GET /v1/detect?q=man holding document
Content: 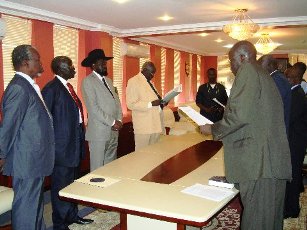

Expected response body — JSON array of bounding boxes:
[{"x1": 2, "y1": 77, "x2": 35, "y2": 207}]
[
  {"x1": 200, "y1": 41, "x2": 291, "y2": 229},
  {"x1": 127, "y1": 61, "x2": 166, "y2": 150},
  {"x1": 196, "y1": 68, "x2": 228, "y2": 122}
]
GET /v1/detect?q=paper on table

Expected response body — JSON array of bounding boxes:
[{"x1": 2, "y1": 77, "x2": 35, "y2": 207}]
[
  {"x1": 212, "y1": 98, "x2": 225, "y2": 108},
  {"x1": 75, "y1": 173, "x2": 120, "y2": 188},
  {"x1": 181, "y1": 183, "x2": 235, "y2": 202},
  {"x1": 179, "y1": 106, "x2": 213, "y2": 125},
  {"x1": 162, "y1": 84, "x2": 182, "y2": 103}
]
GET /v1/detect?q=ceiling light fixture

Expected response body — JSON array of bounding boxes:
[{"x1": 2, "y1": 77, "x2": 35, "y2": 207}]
[
  {"x1": 223, "y1": 9, "x2": 259, "y2": 41},
  {"x1": 158, "y1": 15, "x2": 174, "y2": 21},
  {"x1": 199, "y1": 32, "x2": 209, "y2": 37},
  {"x1": 215, "y1": 38, "x2": 223, "y2": 43},
  {"x1": 255, "y1": 33, "x2": 281, "y2": 54}
]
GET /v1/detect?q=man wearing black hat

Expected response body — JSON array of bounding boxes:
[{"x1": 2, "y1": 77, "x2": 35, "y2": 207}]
[{"x1": 81, "y1": 49, "x2": 123, "y2": 171}]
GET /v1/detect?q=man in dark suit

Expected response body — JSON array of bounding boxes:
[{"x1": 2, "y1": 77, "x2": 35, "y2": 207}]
[
  {"x1": 196, "y1": 68, "x2": 228, "y2": 122},
  {"x1": 0, "y1": 45, "x2": 55, "y2": 230},
  {"x1": 284, "y1": 66, "x2": 307, "y2": 218},
  {"x1": 258, "y1": 55, "x2": 292, "y2": 134},
  {"x1": 200, "y1": 41, "x2": 292, "y2": 229},
  {"x1": 42, "y1": 56, "x2": 93, "y2": 230}
]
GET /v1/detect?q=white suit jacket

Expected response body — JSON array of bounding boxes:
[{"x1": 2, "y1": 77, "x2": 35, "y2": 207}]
[{"x1": 126, "y1": 72, "x2": 163, "y2": 134}]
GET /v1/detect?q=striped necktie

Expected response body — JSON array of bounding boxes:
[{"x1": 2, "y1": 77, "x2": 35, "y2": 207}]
[{"x1": 66, "y1": 82, "x2": 85, "y2": 125}]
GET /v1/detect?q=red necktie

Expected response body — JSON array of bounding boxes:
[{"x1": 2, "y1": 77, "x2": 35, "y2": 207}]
[{"x1": 66, "y1": 82, "x2": 85, "y2": 125}]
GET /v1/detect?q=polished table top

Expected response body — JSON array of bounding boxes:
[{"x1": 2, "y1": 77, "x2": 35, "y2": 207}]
[{"x1": 59, "y1": 133, "x2": 238, "y2": 226}]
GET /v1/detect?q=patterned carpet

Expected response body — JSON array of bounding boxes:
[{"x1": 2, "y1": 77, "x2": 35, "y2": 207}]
[{"x1": 68, "y1": 189, "x2": 307, "y2": 230}]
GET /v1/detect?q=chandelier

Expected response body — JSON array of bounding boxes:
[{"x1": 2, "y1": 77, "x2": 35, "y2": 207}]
[
  {"x1": 255, "y1": 33, "x2": 280, "y2": 54},
  {"x1": 223, "y1": 9, "x2": 260, "y2": 40}
]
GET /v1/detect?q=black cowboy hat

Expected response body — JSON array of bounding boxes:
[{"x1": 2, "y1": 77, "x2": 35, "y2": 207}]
[{"x1": 81, "y1": 49, "x2": 113, "y2": 67}]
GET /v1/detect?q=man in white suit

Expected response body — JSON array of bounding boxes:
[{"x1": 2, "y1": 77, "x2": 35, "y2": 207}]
[
  {"x1": 126, "y1": 61, "x2": 165, "y2": 150},
  {"x1": 81, "y1": 49, "x2": 123, "y2": 171}
]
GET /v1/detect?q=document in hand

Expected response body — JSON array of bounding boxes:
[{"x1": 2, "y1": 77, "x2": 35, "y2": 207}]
[
  {"x1": 162, "y1": 84, "x2": 182, "y2": 103},
  {"x1": 179, "y1": 106, "x2": 213, "y2": 126},
  {"x1": 212, "y1": 98, "x2": 225, "y2": 108}
]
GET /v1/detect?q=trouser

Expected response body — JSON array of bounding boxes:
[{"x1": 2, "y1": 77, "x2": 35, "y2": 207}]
[
  {"x1": 89, "y1": 131, "x2": 118, "y2": 171},
  {"x1": 51, "y1": 165, "x2": 79, "y2": 230},
  {"x1": 238, "y1": 178, "x2": 287, "y2": 230},
  {"x1": 134, "y1": 133, "x2": 161, "y2": 151},
  {"x1": 12, "y1": 177, "x2": 46, "y2": 230}
]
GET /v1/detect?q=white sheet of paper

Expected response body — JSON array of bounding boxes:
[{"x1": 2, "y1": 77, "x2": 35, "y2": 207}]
[
  {"x1": 181, "y1": 183, "x2": 235, "y2": 202},
  {"x1": 162, "y1": 84, "x2": 182, "y2": 103},
  {"x1": 179, "y1": 106, "x2": 213, "y2": 125},
  {"x1": 213, "y1": 98, "x2": 225, "y2": 108}
]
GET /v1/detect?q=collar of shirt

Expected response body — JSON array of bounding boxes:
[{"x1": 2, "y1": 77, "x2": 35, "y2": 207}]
[
  {"x1": 56, "y1": 75, "x2": 69, "y2": 91},
  {"x1": 209, "y1": 84, "x2": 216, "y2": 88},
  {"x1": 93, "y1": 71, "x2": 105, "y2": 81},
  {"x1": 15, "y1": 71, "x2": 35, "y2": 86},
  {"x1": 291, "y1": 84, "x2": 300, "y2": 90},
  {"x1": 270, "y1": 69, "x2": 278, "y2": 75}
]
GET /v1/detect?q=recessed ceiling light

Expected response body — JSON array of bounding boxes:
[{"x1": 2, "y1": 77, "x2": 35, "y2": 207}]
[
  {"x1": 215, "y1": 38, "x2": 224, "y2": 43},
  {"x1": 112, "y1": 0, "x2": 130, "y2": 3},
  {"x1": 158, "y1": 15, "x2": 174, "y2": 21},
  {"x1": 223, "y1": 44, "x2": 234, "y2": 48},
  {"x1": 199, "y1": 33, "x2": 209, "y2": 37}
]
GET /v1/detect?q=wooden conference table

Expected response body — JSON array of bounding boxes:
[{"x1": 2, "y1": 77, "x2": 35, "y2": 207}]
[{"x1": 59, "y1": 132, "x2": 238, "y2": 230}]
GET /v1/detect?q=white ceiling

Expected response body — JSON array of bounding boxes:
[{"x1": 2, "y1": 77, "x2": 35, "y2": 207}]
[{"x1": 1, "y1": 0, "x2": 307, "y2": 55}]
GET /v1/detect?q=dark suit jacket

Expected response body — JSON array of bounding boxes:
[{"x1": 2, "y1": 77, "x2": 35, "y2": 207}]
[
  {"x1": 212, "y1": 63, "x2": 292, "y2": 183},
  {"x1": 271, "y1": 70, "x2": 292, "y2": 134},
  {"x1": 289, "y1": 85, "x2": 307, "y2": 149},
  {"x1": 196, "y1": 83, "x2": 228, "y2": 122},
  {"x1": 42, "y1": 77, "x2": 85, "y2": 167},
  {"x1": 0, "y1": 74, "x2": 55, "y2": 178}
]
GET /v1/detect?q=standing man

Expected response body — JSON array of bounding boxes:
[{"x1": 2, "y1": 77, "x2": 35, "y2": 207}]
[
  {"x1": 126, "y1": 61, "x2": 164, "y2": 150},
  {"x1": 293, "y1": 62, "x2": 307, "y2": 94},
  {"x1": 200, "y1": 41, "x2": 292, "y2": 229},
  {"x1": 196, "y1": 68, "x2": 228, "y2": 122},
  {"x1": 42, "y1": 56, "x2": 93, "y2": 230},
  {"x1": 258, "y1": 55, "x2": 292, "y2": 134},
  {"x1": 0, "y1": 45, "x2": 55, "y2": 230},
  {"x1": 284, "y1": 66, "x2": 307, "y2": 218},
  {"x1": 81, "y1": 49, "x2": 123, "y2": 171}
]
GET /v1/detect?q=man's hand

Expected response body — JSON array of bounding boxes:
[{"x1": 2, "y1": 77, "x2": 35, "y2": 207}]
[
  {"x1": 151, "y1": 99, "x2": 162, "y2": 107},
  {"x1": 200, "y1": 124, "x2": 212, "y2": 135},
  {"x1": 112, "y1": 120, "x2": 123, "y2": 131},
  {"x1": 162, "y1": 100, "x2": 169, "y2": 107},
  {"x1": 0, "y1": 158, "x2": 5, "y2": 173}
]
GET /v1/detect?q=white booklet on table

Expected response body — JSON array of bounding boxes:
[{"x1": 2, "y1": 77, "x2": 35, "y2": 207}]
[
  {"x1": 181, "y1": 183, "x2": 235, "y2": 202},
  {"x1": 179, "y1": 106, "x2": 213, "y2": 126},
  {"x1": 162, "y1": 84, "x2": 182, "y2": 103}
]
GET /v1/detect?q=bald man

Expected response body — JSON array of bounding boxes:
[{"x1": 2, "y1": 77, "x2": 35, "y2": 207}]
[
  {"x1": 200, "y1": 41, "x2": 291, "y2": 229},
  {"x1": 258, "y1": 55, "x2": 292, "y2": 135},
  {"x1": 126, "y1": 61, "x2": 165, "y2": 150}
]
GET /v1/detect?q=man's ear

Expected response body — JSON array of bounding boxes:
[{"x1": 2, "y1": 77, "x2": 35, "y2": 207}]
[{"x1": 240, "y1": 54, "x2": 246, "y2": 62}]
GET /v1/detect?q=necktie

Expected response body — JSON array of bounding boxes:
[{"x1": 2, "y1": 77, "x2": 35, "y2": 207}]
[
  {"x1": 102, "y1": 77, "x2": 114, "y2": 98},
  {"x1": 147, "y1": 80, "x2": 163, "y2": 109},
  {"x1": 66, "y1": 82, "x2": 85, "y2": 124}
]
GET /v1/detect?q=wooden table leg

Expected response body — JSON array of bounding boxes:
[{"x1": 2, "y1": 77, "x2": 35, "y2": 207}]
[
  {"x1": 120, "y1": 213, "x2": 127, "y2": 230},
  {"x1": 177, "y1": 223, "x2": 185, "y2": 230}
]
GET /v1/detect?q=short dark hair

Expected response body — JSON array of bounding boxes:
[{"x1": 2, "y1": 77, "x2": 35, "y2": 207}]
[
  {"x1": 293, "y1": 62, "x2": 306, "y2": 80},
  {"x1": 207, "y1": 68, "x2": 216, "y2": 72},
  {"x1": 11, "y1": 45, "x2": 34, "y2": 70},
  {"x1": 51, "y1": 56, "x2": 72, "y2": 75}
]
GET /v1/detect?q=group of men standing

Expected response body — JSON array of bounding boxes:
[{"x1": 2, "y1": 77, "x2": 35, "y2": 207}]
[
  {"x1": 0, "y1": 44, "x2": 165, "y2": 230},
  {"x1": 0, "y1": 40, "x2": 306, "y2": 230}
]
